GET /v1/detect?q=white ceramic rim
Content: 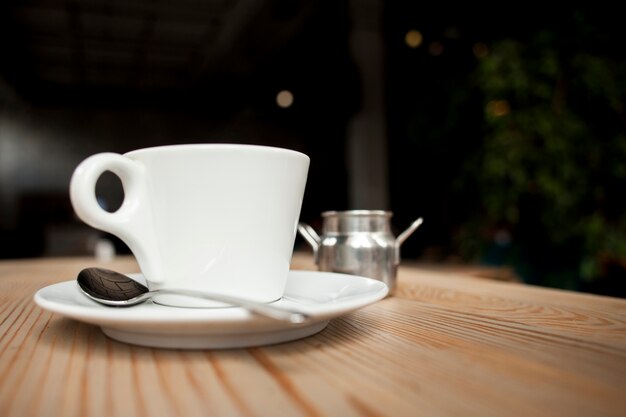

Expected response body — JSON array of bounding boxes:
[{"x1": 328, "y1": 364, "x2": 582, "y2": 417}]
[{"x1": 124, "y1": 143, "x2": 309, "y2": 161}]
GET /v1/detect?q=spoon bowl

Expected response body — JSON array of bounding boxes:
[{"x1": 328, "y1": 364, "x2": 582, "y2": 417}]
[{"x1": 77, "y1": 268, "x2": 310, "y2": 324}]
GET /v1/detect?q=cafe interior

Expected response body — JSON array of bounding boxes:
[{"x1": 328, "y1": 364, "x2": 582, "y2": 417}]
[{"x1": 0, "y1": 0, "x2": 624, "y2": 298}]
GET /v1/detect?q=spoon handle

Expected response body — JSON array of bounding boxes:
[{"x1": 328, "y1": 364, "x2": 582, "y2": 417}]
[{"x1": 150, "y1": 289, "x2": 310, "y2": 324}]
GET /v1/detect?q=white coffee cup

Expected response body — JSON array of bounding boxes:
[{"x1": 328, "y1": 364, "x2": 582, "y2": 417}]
[{"x1": 70, "y1": 144, "x2": 309, "y2": 307}]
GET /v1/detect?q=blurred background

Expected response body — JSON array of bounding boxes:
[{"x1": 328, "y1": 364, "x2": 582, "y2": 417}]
[{"x1": 1, "y1": 0, "x2": 625, "y2": 297}]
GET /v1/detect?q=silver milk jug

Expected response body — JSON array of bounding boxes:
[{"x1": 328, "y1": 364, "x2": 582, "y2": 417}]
[{"x1": 297, "y1": 210, "x2": 423, "y2": 293}]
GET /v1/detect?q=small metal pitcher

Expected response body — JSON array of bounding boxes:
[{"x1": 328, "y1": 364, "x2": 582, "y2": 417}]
[{"x1": 297, "y1": 210, "x2": 423, "y2": 293}]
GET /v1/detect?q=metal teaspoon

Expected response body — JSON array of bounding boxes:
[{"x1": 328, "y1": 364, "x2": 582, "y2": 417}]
[{"x1": 76, "y1": 267, "x2": 310, "y2": 324}]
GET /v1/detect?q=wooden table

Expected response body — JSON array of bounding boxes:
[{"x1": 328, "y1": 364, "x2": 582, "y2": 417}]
[{"x1": 1, "y1": 255, "x2": 625, "y2": 417}]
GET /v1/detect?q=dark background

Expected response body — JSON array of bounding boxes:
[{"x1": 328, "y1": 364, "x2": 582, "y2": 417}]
[{"x1": 1, "y1": 1, "x2": 624, "y2": 296}]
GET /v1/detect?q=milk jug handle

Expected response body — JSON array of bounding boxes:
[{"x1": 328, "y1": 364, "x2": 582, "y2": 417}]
[
  {"x1": 297, "y1": 222, "x2": 321, "y2": 263},
  {"x1": 396, "y1": 217, "x2": 423, "y2": 246}
]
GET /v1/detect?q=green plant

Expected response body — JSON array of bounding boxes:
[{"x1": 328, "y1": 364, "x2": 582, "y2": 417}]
[{"x1": 460, "y1": 27, "x2": 626, "y2": 291}]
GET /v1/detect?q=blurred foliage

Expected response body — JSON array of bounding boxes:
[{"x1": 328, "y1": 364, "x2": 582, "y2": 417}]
[{"x1": 458, "y1": 22, "x2": 626, "y2": 291}]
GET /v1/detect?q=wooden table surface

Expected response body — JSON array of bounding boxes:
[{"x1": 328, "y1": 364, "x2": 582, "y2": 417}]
[{"x1": 1, "y1": 255, "x2": 625, "y2": 417}]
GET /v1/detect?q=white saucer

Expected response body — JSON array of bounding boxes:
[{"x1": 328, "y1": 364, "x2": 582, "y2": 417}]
[{"x1": 34, "y1": 270, "x2": 388, "y2": 349}]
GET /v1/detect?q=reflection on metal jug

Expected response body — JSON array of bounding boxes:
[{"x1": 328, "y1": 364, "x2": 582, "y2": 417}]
[{"x1": 297, "y1": 210, "x2": 423, "y2": 294}]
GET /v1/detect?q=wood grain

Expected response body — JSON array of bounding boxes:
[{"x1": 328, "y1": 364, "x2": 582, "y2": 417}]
[{"x1": 0, "y1": 255, "x2": 625, "y2": 417}]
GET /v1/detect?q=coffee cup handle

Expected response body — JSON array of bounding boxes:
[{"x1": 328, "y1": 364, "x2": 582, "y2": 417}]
[{"x1": 70, "y1": 153, "x2": 163, "y2": 283}]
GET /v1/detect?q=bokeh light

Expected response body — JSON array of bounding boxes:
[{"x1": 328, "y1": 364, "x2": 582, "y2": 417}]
[
  {"x1": 276, "y1": 90, "x2": 294, "y2": 108},
  {"x1": 486, "y1": 100, "x2": 511, "y2": 116},
  {"x1": 428, "y1": 41, "x2": 444, "y2": 56},
  {"x1": 405, "y1": 30, "x2": 423, "y2": 48},
  {"x1": 473, "y1": 42, "x2": 489, "y2": 58}
]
